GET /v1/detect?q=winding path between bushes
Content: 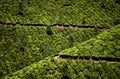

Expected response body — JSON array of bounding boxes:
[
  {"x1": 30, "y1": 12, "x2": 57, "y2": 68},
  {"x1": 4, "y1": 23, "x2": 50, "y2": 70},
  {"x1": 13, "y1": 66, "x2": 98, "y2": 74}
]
[
  {"x1": 0, "y1": 22, "x2": 108, "y2": 30},
  {"x1": 53, "y1": 55, "x2": 120, "y2": 62}
]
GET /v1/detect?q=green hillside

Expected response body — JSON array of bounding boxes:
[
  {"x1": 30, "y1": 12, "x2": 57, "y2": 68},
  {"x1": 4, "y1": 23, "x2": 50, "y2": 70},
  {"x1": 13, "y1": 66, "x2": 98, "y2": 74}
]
[
  {"x1": 0, "y1": 26, "x2": 100, "y2": 77},
  {"x1": 0, "y1": 0, "x2": 120, "y2": 79},
  {"x1": 4, "y1": 25, "x2": 120, "y2": 79},
  {"x1": 0, "y1": 0, "x2": 120, "y2": 27},
  {"x1": 59, "y1": 25, "x2": 120, "y2": 58}
]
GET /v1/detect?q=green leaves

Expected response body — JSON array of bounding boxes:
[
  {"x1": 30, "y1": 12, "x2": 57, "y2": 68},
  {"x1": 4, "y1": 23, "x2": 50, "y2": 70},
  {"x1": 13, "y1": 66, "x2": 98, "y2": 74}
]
[
  {"x1": 58, "y1": 25, "x2": 120, "y2": 59},
  {"x1": 5, "y1": 57, "x2": 120, "y2": 79},
  {"x1": 0, "y1": 26, "x2": 101, "y2": 77},
  {"x1": 0, "y1": 0, "x2": 119, "y2": 27}
]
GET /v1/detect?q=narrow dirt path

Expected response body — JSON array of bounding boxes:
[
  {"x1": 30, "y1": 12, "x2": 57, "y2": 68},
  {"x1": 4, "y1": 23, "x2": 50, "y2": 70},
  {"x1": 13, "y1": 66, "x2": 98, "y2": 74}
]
[
  {"x1": 0, "y1": 22, "x2": 108, "y2": 30},
  {"x1": 53, "y1": 55, "x2": 120, "y2": 62}
]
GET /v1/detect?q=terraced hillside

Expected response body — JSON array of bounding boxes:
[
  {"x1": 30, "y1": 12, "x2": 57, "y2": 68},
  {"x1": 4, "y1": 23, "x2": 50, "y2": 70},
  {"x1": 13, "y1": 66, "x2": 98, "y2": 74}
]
[
  {"x1": 0, "y1": 0, "x2": 120, "y2": 27},
  {"x1": 3, "y1": 25, "x2": 120, "y2": 79},
  {"x1": 59, "y1": 25, "x2": 120, "y2": 58},
  {"x1": 0, "y1": 0, "x2": 120, "y2": 79},
  {"x1": 5, "y1": 57, "x2": 120, "y2": 79},
  {"x1": 0, "y1": 26, "x2": 101, "y2": 78}
]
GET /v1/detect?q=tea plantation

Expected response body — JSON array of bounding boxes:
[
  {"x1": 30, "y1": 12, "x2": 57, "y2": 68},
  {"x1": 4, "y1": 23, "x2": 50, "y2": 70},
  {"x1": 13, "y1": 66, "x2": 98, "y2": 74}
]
[
  {"x1": 0, "y1": 0, "x2": 120, "y2": 27},
  {"x1": 3, "y1": 25, "x2": 120, "y2": 79},
  {"x1": 0, "y1": 0, "x2": 120, "y2": 79}
]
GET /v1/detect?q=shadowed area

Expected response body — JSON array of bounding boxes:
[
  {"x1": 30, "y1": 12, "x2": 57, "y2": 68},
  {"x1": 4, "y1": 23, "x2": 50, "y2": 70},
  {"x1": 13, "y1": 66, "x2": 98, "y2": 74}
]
[{"x1": 54, "y1": 55, "x2": 120, "y2": 62}]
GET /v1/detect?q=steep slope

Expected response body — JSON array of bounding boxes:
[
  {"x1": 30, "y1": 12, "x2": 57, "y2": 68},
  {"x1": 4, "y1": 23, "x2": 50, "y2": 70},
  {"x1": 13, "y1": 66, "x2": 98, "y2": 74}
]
[
  {"x1": 0, "y1": 26, "x2": 100, "y2": 77},
  {"x1": 59, "y1": 24, "x2": 120, "y2": 59},
  {"x1": 4, "y1": 56, "x2": 120, "y2": 79},
  {"x1": 4, "y1": 25, "x2": 120, "y2": 79},
  {"x1": 0, "y1": 0, "x2": 120, "y2": 27}
]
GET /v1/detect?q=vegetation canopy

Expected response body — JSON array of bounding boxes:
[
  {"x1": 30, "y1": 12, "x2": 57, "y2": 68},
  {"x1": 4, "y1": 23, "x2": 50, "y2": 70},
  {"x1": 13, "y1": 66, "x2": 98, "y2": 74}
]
[{"x1": 0, "y1": 0, "x2": 120, "y2": 79}]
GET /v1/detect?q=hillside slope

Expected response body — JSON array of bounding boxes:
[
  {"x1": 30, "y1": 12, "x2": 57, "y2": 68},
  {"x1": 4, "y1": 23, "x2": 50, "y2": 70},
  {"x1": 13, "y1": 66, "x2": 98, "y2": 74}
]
[
  {"x1": 59, "y1": 24, "x2": 120, "y2": 59},
  {"x1": 0, "y1": 0, "x2": 120, "y2": 27},
  {"x1": 0, "y1": 26, "x2": 100, "y2": 77},
  {"x1": 4, "y1": 25, "x2": 120, "y2": 79}
]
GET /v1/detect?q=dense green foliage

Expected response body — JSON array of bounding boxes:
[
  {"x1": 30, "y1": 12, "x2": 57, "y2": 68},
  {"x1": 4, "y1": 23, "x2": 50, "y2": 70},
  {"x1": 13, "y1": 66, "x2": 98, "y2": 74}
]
[
  {"x1": 0, "y1": 0, "x2": 120, "y2": 78},
  {"x1": 59, "y1": 25, "x2": 120, "y2": 58},
  {"x1": 3, "y1": 25, "x2": 120, "y2": 79},
  {"x1": 0, "y1": 26, "x2": 100, "y2": 77},
  {"x1": 0, "y1": 0, "x2": 120, "y2": 27},
  {"x1": 4, "y1": 56, "x2": 120, "y2": 79}
]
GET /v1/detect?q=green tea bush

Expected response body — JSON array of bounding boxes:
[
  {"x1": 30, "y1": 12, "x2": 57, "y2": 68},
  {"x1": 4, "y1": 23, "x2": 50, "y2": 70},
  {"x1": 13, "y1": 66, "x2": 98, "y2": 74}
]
[
  {"x1": 0, "y1": 26, "x2": 100, "y2": 77},
  {"x1": 4, "y1": 56, "x2": 120, "y2": 79},
  {"x1": 0, "y1": 0, "x2": 120, "y2": 27},
  {"x1": 59, "y1": 25, "x2": 120, "y2": 58}
]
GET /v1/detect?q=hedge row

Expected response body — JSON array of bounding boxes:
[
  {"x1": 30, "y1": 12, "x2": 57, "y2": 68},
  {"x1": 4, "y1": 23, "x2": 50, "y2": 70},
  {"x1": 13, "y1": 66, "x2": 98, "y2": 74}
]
[
  {"x1": 59, "y1": 24, "x2": 120, "y2": 58},
  {"x1": 0, "y1": 0, "x2": 120, "y2": 27},
  {"x1": 0, "y1": 26, "x2": 101, "y2": 77},
  {"x1": 4, "y1": 56, "x2": 120, "y2": 79}
]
